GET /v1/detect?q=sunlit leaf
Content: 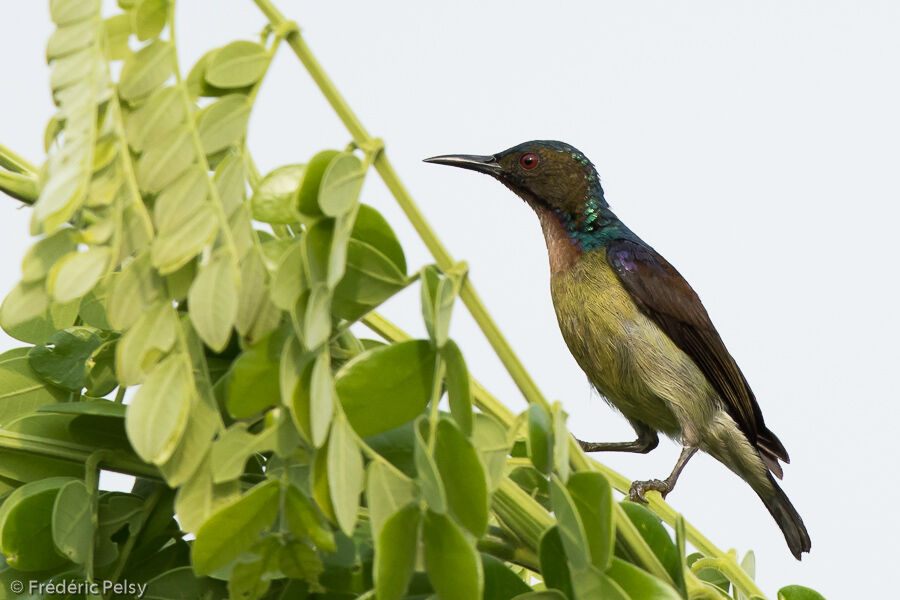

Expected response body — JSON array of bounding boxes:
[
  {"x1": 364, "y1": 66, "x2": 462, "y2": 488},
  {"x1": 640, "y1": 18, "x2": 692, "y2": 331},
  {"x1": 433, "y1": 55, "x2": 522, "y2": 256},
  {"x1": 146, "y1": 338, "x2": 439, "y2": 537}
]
[{"x1": 205, "y1": 41, "x2": 268, "y2": 88}]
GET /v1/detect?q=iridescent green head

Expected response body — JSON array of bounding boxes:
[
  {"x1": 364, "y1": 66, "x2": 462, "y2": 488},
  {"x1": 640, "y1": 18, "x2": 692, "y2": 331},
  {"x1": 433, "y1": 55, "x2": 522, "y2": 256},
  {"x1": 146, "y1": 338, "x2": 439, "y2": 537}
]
[{"x1": 424, "y1": 140, "x2": 612, "y2": 246}]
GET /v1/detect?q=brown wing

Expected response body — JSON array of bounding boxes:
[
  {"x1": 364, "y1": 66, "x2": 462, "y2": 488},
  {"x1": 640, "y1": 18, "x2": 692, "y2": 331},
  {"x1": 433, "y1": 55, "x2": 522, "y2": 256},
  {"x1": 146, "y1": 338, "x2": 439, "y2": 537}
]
[{"x1": 606, "y1": 238, "x2": 788, "y2": 465}]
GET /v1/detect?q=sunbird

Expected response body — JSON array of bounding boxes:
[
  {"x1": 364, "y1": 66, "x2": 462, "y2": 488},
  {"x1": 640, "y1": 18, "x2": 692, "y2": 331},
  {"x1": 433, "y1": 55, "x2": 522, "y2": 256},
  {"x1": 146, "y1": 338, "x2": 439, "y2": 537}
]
[{"x1": 425, "y1": 140, "x2": 811, "y2": 559}]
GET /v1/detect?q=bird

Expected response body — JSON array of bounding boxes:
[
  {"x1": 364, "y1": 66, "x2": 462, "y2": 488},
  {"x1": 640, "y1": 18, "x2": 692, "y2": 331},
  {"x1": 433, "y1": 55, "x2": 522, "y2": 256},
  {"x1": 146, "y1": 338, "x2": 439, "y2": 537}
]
[{"x1": 424, "y1": 140, "x2": 811, "y2": 559}]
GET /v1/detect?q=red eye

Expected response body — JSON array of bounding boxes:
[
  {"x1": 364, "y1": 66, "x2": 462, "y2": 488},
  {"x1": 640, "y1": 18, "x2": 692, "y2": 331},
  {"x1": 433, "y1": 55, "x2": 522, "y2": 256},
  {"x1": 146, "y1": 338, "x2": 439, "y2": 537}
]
[{"x1": 520, "y1": 153, "x2": 539, "y2": 170}]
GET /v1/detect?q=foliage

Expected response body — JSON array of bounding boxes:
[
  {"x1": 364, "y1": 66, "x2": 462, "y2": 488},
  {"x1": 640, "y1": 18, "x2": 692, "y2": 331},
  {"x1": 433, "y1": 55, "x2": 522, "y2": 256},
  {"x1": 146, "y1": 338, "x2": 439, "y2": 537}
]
[{"x1": 0, "y1": 1, "x2": 826, "y2": 599}]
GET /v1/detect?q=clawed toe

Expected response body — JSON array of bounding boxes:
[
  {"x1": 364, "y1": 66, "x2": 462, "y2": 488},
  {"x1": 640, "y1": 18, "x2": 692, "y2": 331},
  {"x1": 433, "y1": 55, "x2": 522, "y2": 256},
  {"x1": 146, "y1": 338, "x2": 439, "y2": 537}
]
[{"x1": 628, "y1": 478, "x2": 670, "y2": 503}]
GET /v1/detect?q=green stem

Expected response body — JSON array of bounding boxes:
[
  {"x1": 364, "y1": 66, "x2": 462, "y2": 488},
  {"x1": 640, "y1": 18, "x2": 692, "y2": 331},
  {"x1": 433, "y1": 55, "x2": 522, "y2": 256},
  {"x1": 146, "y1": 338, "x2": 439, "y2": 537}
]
[
  {"x1": 114, "y1": 386, "x2": 127, "y2": 404},
  {"x1": 492, "y1": 477, "x2": 553, "y2": 550},
  {"x1": 0, "y1": 170, "x2": 37, "y2": 203},
  {"x1": 105, "y1": 486, "x2": 164, "y2": 599},
  {"x1": 0, "y1": 429, "x2": 159, "y2": 479},
  {"x1": 0, "y1": 142, "x2": 37, "y2": 175},
  {"x1": 478, "y1": 526, "x2": 541, "y2": 571}
]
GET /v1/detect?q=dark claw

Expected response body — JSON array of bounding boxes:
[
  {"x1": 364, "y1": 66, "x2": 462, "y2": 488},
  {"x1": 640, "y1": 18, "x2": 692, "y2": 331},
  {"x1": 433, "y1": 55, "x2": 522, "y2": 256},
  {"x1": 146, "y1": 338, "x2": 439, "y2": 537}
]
[{"x1": 628, "y1": 478, "x2": 670, "y2": 503}]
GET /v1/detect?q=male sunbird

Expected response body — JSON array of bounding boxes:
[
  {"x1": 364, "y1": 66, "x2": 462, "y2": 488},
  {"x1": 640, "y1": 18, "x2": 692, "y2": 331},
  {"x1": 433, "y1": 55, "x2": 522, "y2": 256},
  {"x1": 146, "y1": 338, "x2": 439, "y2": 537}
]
[{"x1": 425, "y1": 140, "x2": 811, "y2": 559}]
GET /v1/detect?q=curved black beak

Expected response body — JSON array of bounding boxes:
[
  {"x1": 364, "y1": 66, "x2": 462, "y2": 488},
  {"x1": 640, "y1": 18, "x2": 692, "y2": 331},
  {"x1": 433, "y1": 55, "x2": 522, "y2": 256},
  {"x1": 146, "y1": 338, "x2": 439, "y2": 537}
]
[{"x1": 423, "y1": 154, "x2": 502, "y2": 175}]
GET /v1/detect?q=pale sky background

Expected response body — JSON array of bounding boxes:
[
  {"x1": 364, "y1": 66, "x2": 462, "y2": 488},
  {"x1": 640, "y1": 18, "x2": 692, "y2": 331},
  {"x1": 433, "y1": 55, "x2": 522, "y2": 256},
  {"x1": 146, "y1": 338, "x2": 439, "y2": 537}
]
[{"x1": 2, "y1": 1, "x2": 899, "y2": 597}]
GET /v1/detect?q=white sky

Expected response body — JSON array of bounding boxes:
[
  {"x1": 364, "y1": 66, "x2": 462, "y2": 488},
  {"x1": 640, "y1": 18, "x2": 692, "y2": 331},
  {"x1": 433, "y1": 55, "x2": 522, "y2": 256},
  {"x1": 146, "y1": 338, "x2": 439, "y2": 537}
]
[{"x1": 3, "y1": 1, "x2": 899, "y2": 597}]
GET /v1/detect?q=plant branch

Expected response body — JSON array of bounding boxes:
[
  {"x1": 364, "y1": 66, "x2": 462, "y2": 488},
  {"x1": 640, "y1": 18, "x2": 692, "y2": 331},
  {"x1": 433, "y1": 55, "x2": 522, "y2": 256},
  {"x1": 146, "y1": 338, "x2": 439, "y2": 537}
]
[
  {"x1": 0, "y1": 142, "x2": 37, "y2": 175},
  {"x1": 0, "y1": 170, "x2": 37, "y2": 204}
]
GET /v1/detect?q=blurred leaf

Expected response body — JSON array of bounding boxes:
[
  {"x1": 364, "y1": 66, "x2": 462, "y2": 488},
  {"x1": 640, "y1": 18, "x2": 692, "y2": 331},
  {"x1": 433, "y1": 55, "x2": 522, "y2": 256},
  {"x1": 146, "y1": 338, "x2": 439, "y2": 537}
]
[
  {"x1": 777, "y1": 585, "x2": 827, "y2": 600},
  {"x1": 309, "y1": 349, "x2": 335, "y2": 447},
  {"x1": 551, "y1": 402, "x2": 569, "y2": 482},
  {"x1": 115, "y1": 300, "x2": 177, "y2": 385},
  {"x1": 414, "y1": 417, "x2": 445, "y2": 513},
  {"x1": 527, "y1": 403, "x2": 553, "y2": 475},
  {"x1": 512, "y1": 592, "x2": 568, "y2": 600},
  {"x1": 420, "y1": 265, "x2": 456, "y2": 347},
  {"x1": 607, "y1": 557, "x2": 681, "y2": 600},
  {"x1": 51, "y1": 479, "x2": 92, "y2": 564},
  {"x1": 133, "y1": 0, "x2": 167, "y2": 41},
  {"x1": 125, "y1": 353, "x2": 192, "y2": 464},
  {"x1": 327, "y1": 413, "x2": 363, "y2": 536},
  {"x1": 103, "y1": 14, "x2": 132, "y2": 60},
  {"x1": 151, "y1": 204, "x2": 218, "y2": 274},
  {"x1": 366, "y1": 461, "x2": 416, "y2": 541},
  {"x1": 433, "y1": 418, "x2": 488, "y2": 536},
  {"x1": 374, "y1": 503, "x2": 420, "y2": 600},
  {"x1": 284, "y1": 483, "x2": 335, "y2": 552},
  {"x1": 509, "y1": 466, "x2": 551, "y2": 510},
  {"x1": 549, "y1": 475, "x2": 589, "y2": 570},
  {"x1": 191, "y1": 479, "x2": 280, "y2": 575},
  {"x1": 0, "y1": 476, "x2": 74, "y2": 571},
  {"x1": 0, "y1": 347, "x2": 69, "y2": 425},
  {"x1": 441, "y1": 339, "x2": 472, "y2": 436},
  {"x1": 424, "y1": 510, "x2": 483, "y2": 600},
  {"x1": 189, "y1": 253, "x2": 239, "y2": 352},
  {"x1": 205, "y1": 41, "x2": 268, "y2": 88},
  {"x1": 125, "y1": 86, "x2": 185, "y2": 152},
  {"x1": 46, "y1": 247, "x2": 110, "y2": 303},
  {"x1": 84, "y1": 340, "x2": 118, "y2": 396},
  {"x1": 21, "y1": 229, "x2": 76, "y2": 283},
  {"x1": 118, "y1": 40, "x2": 173, "y2": 100},
  {"x1": 143, "y1": 567, "x2": 228, "y2": 600},
  {"x1": 567, "y1": 471, "x2": 614, "y2": 571},
  {"x1": 28, "y1": 326, "x2": 106, "y2": 391},
  {"x1": 107, "y1": 252, "x2": 162, "y2": 330},
  {"x1": 251, "y1": 164, "x2": 304, "y2": 224},
  {"x1": 137, "y1": 129, "x2": 194, "y2": 193},
  {"x1": 319, "y1": 152, "x2": 364, "y2": 217},
  {"x1": 196, "y1": 94, "x2": 251, "y2": 155},
  {"x1": 335, "y1": 339, "x2": 435, "y2": 438},
  {"x1": 271, "y1": 240, "x2": 306, "y2": 310},
  {"x1": 226, "y1": 329, "x2": 281, "y2": 418},
  {"x1": 472, "y1": 413, "x2": 510, "y2": 490},
  {"x1": 482, "y1": 554, "x2": 532, "y2": 599}
]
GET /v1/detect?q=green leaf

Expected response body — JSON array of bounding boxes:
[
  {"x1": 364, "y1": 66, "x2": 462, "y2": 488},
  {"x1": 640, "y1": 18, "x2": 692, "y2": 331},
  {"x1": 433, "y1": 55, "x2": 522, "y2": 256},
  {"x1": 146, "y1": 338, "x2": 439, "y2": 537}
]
[
  {"x1": 107, "y1": 252, "x2": 162, "y2": 330},
  {"x1": 196, "y1": 94, "x2": 251, "y2": 155},
  {"x1": 118, "y1": 40, "x2": 174, "y2": 101},
  {"x1": 473, "y1": 413, "x2": 510, "y2": 490},
  {"x1": 434, "y1": 418, "x2": 488, "y2": 536},
  {"x1": 250, "y1": 164, "x2": 304, "y2": 224},
  {"x1": 309, "y1": 350, "x2": 335, "y2": 447},
  {"x1": 191, "y1": 479, "x2": 280, "y2": 575},
  {"x1": 47, "y1": 20, "x2": 96, "y2": 60},
  {"x1": 235, "y1": 250, "x2": 274, "y2": 337},
  {"x1": 607, "y1": 557, "x2": 682, "y2": 600},
  {"x1": 327, "y1": 413, "x2": 363, "y2": 536},
  {"x1": 352, "y1": 203, "x2": 406, "y2": 274},
  {"x1": 0, "y1": 477, "x2": 74, "y2": 571},
  {"x1": 51, "y1": 479, "x2": 92, "y2": 564},
  {"x1": 374, "y1": 503, "x2": 420, "y2": 600},
  {"x1": 482, "y1": 554, "x2": 533, "y2": 599},
  {"x1": 366, "y1": 460, "x2": 416, "y2": 541},
  {"x1": 0, "y1": 285, "x2": 79, "y2": 345},
  {"x1": 512, "y1": 592, "x2": 568, "y2": 600},
  {"x1": 296, "y1": 149, "x2": 339, "y2": 216},
  {"x1": 318, "y1": 152, "x2": 365, "y2": 217},
  {"x1": 620, "y1": 502, "x2": 683, "y2": 589},
  {"x1": 143, "y1": 567, "x2": 228, "y2": 600},
  {"x1": 421, "y1": 265, "x2": 456, "y2": 347},
  {"x1": 151, "y1": 204, "x2": 218, "y2": 274},
  {"x1": 336, "y1": 339, "x2": 435, "y2": 438},
  {"x1": 777, "y1": 585, "x2": 827, "y2": 600},
  {"x1": 115, "y1": 300, "x2": 177, "y2": 385},
  {"x1": 133, "y1": 0, "x2": 167, "y2": 41},
  {"x1": 103, "y1": 14, "x2": 132, "y2": 60},
  {"x1": 225, "y1": 329, "x2": 281, "y2": 418},
  {"x1": 302, "y1": 282, "x2": 332, "y2": 349},
  {"x1": 414, "y1": 417, "x2": 446, "y2": 513},
  {"x1": 0, "y1": 348, "x2": 69, "y2": 425},
  {"x1": 271, "y1": 240, "x2": 306, "y2": 310},
  {"x1": 84, "y1": 340, "x2": 118, "y2": 396},
  {"x1": 47, "y1": 247, "x2": 110, "y2": 303},
  {"x1": 50, "y1": 0, "x2": 99, "y2": 26},
  {"x1": 424, "y1": 510, "x2": 483, "y2": 600},
  {"x1": 552, "y1": 402, "x2": 570, "y2": 482},
  {"x1": 331, "y1": 239, "x2": 407, "y2": 321},
  {"x1": 527, "y1": 403, "x2": 553, "y2": 475},
  {"x1": 549, "y1": 475, "x2": 589, "y2": 570},
  {"x1": 125, "y1": 353, "x2": 192, "y2": 464},
  {"x1": 125, "y1": 86, "x2": 186, "y2": 152},
  {"x1": 21, "y1": 229, "x2": 76, "y2": 283},
  {"x1": 205, "y1": 41, "x2": 268, "y2": 88},
  {"x1": 189, "y1": 253, "x2": 239, "y2": 352},
  {"x1": 27, "y1": 326, "x2": 106, "y2": 392},
  {"x1": 136, "y1": 128, "x2": 195, "y2": 193},
  {"x1": 567, "y1": 471, "x2": 614, "y2": 571},
  {"x1": 441, "y1": 339, "x2": 473, "y2": 436},
  {"x1": 283, "y1": 483, "x2": 335, "y2": 552},
  {"x1": 153, "y1": 166, "x2": 207, "y2": 234}
]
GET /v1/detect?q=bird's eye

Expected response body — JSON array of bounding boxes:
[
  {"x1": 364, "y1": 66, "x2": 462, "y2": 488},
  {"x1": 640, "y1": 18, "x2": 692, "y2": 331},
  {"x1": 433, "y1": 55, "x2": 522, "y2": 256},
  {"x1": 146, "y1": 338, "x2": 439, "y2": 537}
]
[{"x1": 520, "y1": 153, "x2": 539, "y2": 170}]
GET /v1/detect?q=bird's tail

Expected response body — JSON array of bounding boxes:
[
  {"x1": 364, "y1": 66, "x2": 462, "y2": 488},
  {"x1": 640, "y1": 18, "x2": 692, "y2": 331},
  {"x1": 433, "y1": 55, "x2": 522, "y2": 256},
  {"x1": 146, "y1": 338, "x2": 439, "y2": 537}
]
[{"x1": 758, "y1": 473, "x2": 811, "y2": 560}]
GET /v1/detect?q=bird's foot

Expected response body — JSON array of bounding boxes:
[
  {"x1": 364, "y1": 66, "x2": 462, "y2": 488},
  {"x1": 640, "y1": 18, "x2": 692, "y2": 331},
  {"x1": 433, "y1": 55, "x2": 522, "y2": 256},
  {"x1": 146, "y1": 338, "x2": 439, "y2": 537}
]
[{"x1": 628, "y1": 478, "x2": 671, "y2": 503}]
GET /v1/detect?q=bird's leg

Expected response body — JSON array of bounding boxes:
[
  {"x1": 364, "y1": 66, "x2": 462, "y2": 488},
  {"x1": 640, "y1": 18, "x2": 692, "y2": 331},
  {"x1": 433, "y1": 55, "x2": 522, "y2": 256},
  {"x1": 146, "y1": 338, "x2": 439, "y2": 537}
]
[
  {"x1": 578, "y1": 419, "x2": 659, "y2": 454},
  {"x1": 628, "y1": 445, "x2": 698, "y2": 503}
]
